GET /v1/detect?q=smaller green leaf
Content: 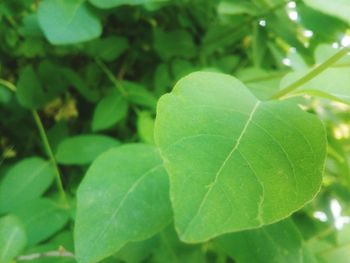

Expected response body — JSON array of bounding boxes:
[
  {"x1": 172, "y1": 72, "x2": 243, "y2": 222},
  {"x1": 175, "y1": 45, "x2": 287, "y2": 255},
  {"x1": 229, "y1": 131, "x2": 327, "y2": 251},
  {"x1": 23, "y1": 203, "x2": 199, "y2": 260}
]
[
  {"x1": 13, "y1": 198, "x2": 69, "y2": 246},
  {"x1": 89, "y1": 0, "x2": 169, "y2": 9},
  {"x1": 153, "y1": 225, "x2": 206, "y2": 263},
  {"x1": 154, "y1": 63, "x2": 172, "y2": 96},
  {"x1": 217, "y1": 1, "x2": 258, "y2": 16},
  {"x1": 237, "y1": 67, "x2": 285, "y2": 100},
  {"x1": 114, "y1": 236, "x2": 158, "y2": 263},
  {"x1": 75, "y1": 144, "x2": 171, "y2": 263},
  {"x1": 137, "y1": 111, "x2": 155, "y2": 144},
  {"x1": 38, "y1": 0, "x2": 102, "y2": 45},
  {"x1": 62, "y1": 68, "x2": 99, "y2": 103},
  {"x1": 121, "y1": 81, "x2": 157, "y2": 109},
  {"x1": 55, "y1": 135, "x2": 120, "y2": 165},
  {"x1": 215, "y1": 219, "x2": 305, "y2": 263},
  {"x1": 153, "y1": 29, "x2": 196, "y2": 60},
  {"x1": 0, "y1": 215, "x2": 27, "y2": 263},
  {"x1": 0, "y1": 157, "x2": 55, "y2": 213},
  {"x1": 0, "y1": 85, "x2": 12, "y2": 104},
  {"x1": 92, "y1": 90, "x2": 128, "y2": 132},
  {"x1": 85, "y1": 36, "x2": 128, "y2": 62},
  {"x1": 16, "y1": 66, "x2": 46, "y2": 109}
]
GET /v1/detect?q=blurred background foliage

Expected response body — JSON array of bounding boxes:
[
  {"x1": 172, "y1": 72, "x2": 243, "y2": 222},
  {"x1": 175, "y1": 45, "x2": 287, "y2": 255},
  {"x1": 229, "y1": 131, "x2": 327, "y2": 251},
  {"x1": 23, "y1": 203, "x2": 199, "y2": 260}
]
[{"x1": 1, "y1": 0, "x2": 350, "y2": 262}]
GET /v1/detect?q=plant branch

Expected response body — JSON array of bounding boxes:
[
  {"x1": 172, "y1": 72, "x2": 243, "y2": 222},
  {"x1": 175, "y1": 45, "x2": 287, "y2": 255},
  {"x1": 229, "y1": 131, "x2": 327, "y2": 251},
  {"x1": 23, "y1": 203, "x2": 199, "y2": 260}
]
[
  {"x1": 0, "y1": 78, "x2": 17, "y2": 92},
  {"x1": 32, "y1": 110, "x2": 68, "y2": 206},
  {"x1": 0, "y1": 78, "x2": 68, "y2": 206},
  {"x1": 271, "y1": 47, "x2": 350, "y2": 99},
  {"x1": 17, "y1": 247, "x2": 74, "y2": 261}
]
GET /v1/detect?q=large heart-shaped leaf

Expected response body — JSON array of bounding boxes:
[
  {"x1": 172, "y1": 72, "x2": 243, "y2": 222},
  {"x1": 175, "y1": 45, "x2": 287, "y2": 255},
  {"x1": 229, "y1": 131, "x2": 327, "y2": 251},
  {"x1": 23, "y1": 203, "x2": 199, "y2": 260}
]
[
  {"x1": 155, "y1": 72, "x2": 326, "y2": 243},
  {"x1": 75, "y1": 144, "x2": 171, "y2": 263}
]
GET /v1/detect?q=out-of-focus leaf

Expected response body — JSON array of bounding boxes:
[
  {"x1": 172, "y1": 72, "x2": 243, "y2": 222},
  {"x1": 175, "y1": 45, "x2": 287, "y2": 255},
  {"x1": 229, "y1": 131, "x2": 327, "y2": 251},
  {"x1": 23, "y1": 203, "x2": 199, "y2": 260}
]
[
  {"x1": 92, "y1": 90, "x2": 128, "y2": 132},
  {"x1": 13, "y1": 198, "x2": 69, "y2": 246},
  {"x1": 0, "y1": 157, "x2": 55, "y2": 213},
  {"x1": 55, "y1": 135, "x2": 120, "y2": 165},
  {"x1": 38, "y1": 0, "x2": 102, "y2": 45},
  {"x1": 215, "y1": 219, "x2": 306, "y2": 263},
  {"x1": 89, "y1": 0, "x2": 169, "y2": 9},
  {"x1": 0, "y1": 215, "x2": 26, "y2": 263},
  {"x1": 137, "y1": 111, "x2": 155, "y2": 144},
  {"x1": 153, "y1": 29, "x2": 196, "y2": 60},
  {"x1": 85, "y1": 36, "x2": 128, "y2": 62}
]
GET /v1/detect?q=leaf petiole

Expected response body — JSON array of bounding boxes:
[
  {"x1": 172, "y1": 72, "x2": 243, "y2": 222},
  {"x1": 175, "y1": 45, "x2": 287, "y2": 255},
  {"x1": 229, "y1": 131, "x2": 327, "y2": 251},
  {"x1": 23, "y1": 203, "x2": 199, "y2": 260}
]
[{"x1": 271, "y1": 47, "x2": 350, "y2": 99}]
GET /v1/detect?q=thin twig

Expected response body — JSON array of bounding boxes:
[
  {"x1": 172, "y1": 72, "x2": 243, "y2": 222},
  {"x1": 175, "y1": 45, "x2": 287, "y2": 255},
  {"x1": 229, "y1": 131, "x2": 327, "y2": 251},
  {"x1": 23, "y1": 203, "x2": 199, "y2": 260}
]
[
  {"x1": 0, "y1": 78, "x2": 69, "y2": 206},
  {"x1": 271, "y1": 47, "x2": 350, "y2": 99},
  {"x1": 32, "y1": 110, "x2": 69, "y2": 206},
  {"x1": 17, "y1": 247, "x2": 75, "y2": 261}
]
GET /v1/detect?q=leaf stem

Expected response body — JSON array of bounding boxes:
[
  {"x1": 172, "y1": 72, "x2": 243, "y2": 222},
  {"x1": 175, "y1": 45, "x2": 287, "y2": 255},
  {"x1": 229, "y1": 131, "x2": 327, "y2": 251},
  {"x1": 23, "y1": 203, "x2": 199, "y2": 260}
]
[
  {"x1": 32, "y1": 110, "x2": 68, "y2": 206},
  {"x1": 94, "y1": 58, "x2": 128, "y2": 97},
  {"x1": 271, "y1": 47, "x2": 350, "y2": 99},
  {"x1": 0, "y1": 78, "x2": 17, "y2": 92},
  {"x1": 0, "y1": 78, "x2": 68, "y2": 206}
]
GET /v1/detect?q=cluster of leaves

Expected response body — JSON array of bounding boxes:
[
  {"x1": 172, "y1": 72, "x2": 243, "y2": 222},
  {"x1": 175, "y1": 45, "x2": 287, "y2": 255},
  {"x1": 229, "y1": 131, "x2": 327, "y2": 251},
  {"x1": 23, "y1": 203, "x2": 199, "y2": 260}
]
[{"x1": 1, "y1": 0, "x2": 350, "y2": 263}]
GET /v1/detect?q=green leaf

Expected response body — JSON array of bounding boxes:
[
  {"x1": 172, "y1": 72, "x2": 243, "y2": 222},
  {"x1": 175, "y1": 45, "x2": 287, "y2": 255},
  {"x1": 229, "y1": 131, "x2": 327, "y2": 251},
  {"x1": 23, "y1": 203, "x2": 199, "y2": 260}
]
[
  {"x1": 114, "y1": 236, "x2": 158, "y2": 263},
  {"x1": 0, "y1": 157, "x2": 55, "y2": 213},
  {"x1": 13, "y1": 198, "x2": 69, "y2": 246},
  {"x1": 62, "y1": 68, "x2": 99, "y2": 103},
  {"x1": 55, "y1": 135, "x2": 120, "y2": 165},
  {"x1": 16, "y1": 66, "x2": 46, "y2": 109},
  {"x1": 121, "y1": 81, "x2": 157, "y2": 109},
  {"x1": 0, "y1": 215, "x2": 27, "y2": 263},
  {"x1": 75, "y1": 144, "x2": 172, "y2": 263},
  {"x1": 153, "y1": 29, "x2": 196, "y2": 60},
  {"x1": 0, "y1": 85, "x2": 12, "y2": 104},
  {"x1": 38, "y1": 0, "x2": 102, "y2": 45},
  {"x1": 217, "y1": 1, "x2": 258, "y2": 16},
  {"x1": 92, "y1": 90, "x2": 128, "y2": 132},
  {"x1": 137, "y1": 111, "x2": 155, "y2": 144},
  {"x1": 85, "y1": 36, "x2": 128, "y2": 62},
  {"x1": 215, "y1": 219, "x2": 305, "y2": 263},
  {"x1": 89, "y1": 0, "x2": 168, "y2": 9},
  {"x1": 237, "y1": 67, "x2": 284, "y2": 100},
  {"x1": 153, "y1": 225, "x2": 206, "y2": 263},
  {"x1": 154, "y1": 72, "x2": 326, "y2": 243},
  {"x1": 303, "y1": 0, "x2": 350, "y2": 24}
]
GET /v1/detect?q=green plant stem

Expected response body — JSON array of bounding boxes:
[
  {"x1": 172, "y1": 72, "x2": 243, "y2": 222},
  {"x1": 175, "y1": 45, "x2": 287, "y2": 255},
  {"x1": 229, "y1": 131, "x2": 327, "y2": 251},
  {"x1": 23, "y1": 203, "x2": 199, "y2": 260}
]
[
  {"x1": 271, "y1": 47, "x2": 350, "y2": 99},
  {"x1": 0, "y1": 79, "x2": 17, "y2": 92},
  {"x1": 0, "y1": 78, "x2": 68, "y2": 206},
  {"x1": 32, "y1": 110, "x2": 68, "y2": 206},
  {"x1": 94, "y1": 58, "x2": 128, "y2": 97}
]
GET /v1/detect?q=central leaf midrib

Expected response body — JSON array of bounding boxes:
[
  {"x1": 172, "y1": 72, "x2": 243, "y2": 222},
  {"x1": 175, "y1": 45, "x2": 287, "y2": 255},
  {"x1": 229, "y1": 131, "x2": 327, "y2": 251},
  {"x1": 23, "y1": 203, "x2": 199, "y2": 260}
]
[{"x1": 182, "y1": 101, "x2": 261, "y2": 239}]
